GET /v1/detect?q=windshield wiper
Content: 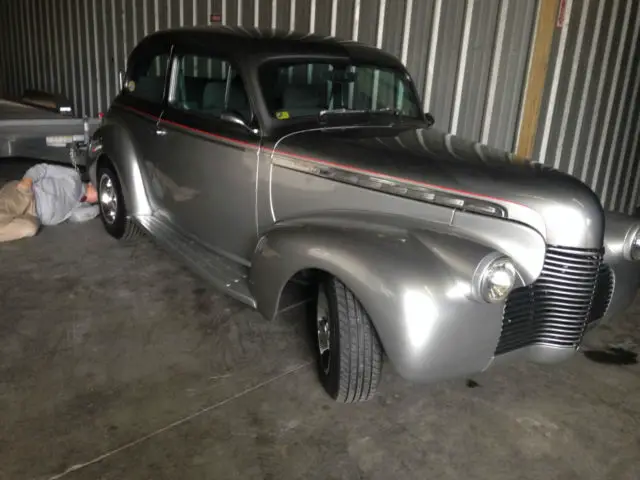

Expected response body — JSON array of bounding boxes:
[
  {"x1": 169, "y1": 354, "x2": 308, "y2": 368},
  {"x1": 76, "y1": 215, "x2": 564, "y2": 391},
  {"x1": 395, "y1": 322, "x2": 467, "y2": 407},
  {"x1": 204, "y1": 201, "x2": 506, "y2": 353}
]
[{"x1": 318, "y1": 107, "x2": 403, "y2": 124}]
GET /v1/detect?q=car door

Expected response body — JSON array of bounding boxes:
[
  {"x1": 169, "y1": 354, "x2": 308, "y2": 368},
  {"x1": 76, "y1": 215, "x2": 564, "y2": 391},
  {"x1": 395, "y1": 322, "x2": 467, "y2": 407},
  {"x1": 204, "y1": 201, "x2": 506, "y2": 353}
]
[
  {"x1": 145, "y1": 45, "x2": 261, "y2": 262},
  {"x1": 117, "y1": 40, "x2": 173, "y2": 212}
]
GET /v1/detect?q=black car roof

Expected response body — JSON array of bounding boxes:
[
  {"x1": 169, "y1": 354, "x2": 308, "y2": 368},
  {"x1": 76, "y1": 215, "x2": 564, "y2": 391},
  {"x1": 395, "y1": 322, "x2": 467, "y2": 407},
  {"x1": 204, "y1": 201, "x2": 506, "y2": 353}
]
[{"x1": 143, "y1": 25, "x2": 406, "y2": 70}]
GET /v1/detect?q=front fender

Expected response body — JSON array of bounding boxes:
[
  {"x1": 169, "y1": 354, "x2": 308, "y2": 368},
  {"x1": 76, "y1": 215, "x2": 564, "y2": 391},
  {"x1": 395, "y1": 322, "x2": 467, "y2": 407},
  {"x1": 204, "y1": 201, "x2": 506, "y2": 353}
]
[
  {"x1": 87, "y1": 119, "x2": 152, "y2": 217},
  {"x1": 250, "y1": 221, "x2": 527, "y2": 383}
]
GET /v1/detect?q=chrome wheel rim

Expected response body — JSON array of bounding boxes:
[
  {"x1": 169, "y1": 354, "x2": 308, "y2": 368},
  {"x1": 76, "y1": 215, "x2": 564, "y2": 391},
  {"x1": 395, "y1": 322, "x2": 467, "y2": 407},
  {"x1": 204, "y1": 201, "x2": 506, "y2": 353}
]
[
  {"x1": 99, "y1": 173, "x2": 118, "y2": 225},
  {"x1": 316, "y1": 287, "x2": 331, "y2": 375}
]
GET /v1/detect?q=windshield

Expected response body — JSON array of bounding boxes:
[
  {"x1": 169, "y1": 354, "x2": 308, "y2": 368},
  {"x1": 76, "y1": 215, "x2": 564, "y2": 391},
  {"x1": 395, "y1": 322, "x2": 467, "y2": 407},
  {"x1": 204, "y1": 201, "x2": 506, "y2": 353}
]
[{"x1": 258, "y1": 60, "x2": 422, "y2": 122}]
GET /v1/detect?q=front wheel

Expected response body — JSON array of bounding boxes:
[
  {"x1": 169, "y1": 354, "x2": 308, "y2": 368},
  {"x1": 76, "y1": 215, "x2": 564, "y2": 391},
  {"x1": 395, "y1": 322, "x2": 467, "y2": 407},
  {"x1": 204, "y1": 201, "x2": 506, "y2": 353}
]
[
  {"x1": 97, "y1": 163, "x2": 142, "y2": 241},
  {"x1": 314, "y1": 276, "x2": 383, "y2": 403}
]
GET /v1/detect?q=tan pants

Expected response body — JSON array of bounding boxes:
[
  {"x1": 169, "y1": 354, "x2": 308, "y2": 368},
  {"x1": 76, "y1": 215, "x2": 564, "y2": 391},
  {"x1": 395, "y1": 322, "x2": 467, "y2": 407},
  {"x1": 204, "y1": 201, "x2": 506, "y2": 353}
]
[{"x1": 0, "y1": 181, "x2": 40, "y2": 243}]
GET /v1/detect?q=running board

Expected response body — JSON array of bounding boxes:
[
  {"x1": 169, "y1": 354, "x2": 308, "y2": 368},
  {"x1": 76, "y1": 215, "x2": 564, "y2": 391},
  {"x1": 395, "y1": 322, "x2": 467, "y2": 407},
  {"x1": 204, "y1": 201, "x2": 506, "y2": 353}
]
[{"x1": 134, "y1": 214, "x2": 256, "y2": 308}]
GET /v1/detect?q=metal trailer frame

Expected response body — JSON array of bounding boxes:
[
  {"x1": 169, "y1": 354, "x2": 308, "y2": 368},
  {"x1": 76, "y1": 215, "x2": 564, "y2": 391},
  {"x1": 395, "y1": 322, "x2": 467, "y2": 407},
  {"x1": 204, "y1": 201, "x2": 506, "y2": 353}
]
[{"x1": 0, "y1": 97, "x2": 100, "y2": 168}]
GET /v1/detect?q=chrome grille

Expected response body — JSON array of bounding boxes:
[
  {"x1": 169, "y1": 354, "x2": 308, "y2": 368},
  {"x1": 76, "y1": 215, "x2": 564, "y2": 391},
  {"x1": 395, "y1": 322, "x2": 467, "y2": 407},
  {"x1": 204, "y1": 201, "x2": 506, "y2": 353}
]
[
  {"x1": 495, "y1": 246, "x2": 604, "y2": 355},
  {"x1": 588, "y1": 264, "x2": 615, "y2": 324}
]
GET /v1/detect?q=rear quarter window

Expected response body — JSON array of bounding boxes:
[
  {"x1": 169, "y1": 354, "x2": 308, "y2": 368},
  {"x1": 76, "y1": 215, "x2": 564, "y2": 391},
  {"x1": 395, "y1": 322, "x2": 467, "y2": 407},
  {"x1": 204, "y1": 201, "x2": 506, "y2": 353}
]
[{"x1": 125, "y1": 52, "x2": 170, "y2": 104}]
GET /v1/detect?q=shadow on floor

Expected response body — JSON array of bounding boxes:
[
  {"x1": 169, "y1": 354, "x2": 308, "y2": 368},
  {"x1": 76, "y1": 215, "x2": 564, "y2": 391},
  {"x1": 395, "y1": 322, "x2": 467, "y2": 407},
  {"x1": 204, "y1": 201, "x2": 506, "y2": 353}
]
[{"x1": 582, "y1": 347, "x2": 638, "y2": 365}]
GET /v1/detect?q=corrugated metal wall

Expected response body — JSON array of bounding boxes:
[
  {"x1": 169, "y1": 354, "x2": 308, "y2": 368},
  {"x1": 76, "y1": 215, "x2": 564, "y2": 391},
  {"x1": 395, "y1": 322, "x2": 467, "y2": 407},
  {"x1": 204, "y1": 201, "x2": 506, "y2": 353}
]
[
  {"x1": 0, "y1": 0, "x2": 638, "y2": 212},
  {"x1": 0, "y1": 0, "x2": 537, "y2": 154},
  {"x1": 533, "y1": 0, "x2": 640, "y2": 215}
]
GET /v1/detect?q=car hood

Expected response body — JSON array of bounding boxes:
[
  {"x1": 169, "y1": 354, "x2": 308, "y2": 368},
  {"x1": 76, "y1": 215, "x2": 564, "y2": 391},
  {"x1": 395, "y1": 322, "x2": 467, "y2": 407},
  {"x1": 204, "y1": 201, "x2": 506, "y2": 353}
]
[{"x1": 270, "y1": 125, "x2": 605, "y2": 249}]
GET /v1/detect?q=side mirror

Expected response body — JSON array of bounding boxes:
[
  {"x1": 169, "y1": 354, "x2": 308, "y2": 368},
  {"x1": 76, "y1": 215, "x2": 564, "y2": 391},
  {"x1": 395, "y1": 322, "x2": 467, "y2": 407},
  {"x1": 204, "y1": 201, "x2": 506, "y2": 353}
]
[
  {"x1": 424, "y1": 112, "x2": 435, "y2": 128},
  {"x1": 220, "y1": 111, "x2": 259, "y2": 135},
  {"x1": 118, "y1": 70, "x2": 125, "y2": 90}
]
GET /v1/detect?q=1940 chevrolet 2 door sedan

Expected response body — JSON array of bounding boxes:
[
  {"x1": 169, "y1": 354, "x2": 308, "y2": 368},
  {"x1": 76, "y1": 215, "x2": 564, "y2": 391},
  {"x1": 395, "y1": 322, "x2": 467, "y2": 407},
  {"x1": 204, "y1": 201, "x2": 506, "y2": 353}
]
[{"x1": 87, "y1": 26, "x2": 640, "y2": 403}]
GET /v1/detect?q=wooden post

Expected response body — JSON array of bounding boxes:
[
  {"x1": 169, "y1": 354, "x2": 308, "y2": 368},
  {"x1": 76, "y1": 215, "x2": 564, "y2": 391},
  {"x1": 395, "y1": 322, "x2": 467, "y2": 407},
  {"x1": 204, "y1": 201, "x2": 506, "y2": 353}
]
[{"x1": 516, "y1": 0, "x2": 560, "y2": 158}]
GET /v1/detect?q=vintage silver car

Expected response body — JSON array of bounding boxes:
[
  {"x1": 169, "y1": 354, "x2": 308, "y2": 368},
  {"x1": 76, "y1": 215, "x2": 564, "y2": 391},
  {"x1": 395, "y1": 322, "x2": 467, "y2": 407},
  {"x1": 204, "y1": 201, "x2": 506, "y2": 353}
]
[{"x1": 87, "y1": 26, "x2": 640, "y2": 403}]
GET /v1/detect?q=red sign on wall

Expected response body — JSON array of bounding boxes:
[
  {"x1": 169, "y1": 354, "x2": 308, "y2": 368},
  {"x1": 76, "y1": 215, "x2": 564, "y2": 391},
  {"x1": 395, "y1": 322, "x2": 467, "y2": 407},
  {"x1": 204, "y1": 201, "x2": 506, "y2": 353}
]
[{"x1": 557, "y1": 0, "x2": 567, "y2": 28}]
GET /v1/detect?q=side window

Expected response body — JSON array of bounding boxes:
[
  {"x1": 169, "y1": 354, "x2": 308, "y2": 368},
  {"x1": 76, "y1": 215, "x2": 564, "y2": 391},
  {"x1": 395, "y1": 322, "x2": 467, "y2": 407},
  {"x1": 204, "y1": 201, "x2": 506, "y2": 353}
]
[
  {"x1": 127, "y1": 52, "x2": 170, "y2": 103},
  {"x1": 170, "y1": 53, "x2": 251, "y2": 123}
]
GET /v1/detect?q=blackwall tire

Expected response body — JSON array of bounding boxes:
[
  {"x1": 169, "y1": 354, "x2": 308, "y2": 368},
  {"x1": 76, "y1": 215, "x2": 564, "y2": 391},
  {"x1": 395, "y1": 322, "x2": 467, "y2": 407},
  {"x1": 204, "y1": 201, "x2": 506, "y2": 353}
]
[
  {"x1": 314, "y1": 276, "x2": 383, "y2": 403},
  {"x1": 97, "y1": 164, "x2": 142, "y2": 241}
]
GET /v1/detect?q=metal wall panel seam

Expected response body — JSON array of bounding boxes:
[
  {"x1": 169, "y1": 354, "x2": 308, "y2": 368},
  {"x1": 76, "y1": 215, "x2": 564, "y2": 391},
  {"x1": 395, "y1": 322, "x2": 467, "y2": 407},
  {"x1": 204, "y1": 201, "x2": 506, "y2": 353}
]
[
  {"x1": 27, "y1": 0, "x2": 38, "y2": 89},
  {"x1": 133, "y1": 0, "x2": 139, "y2": 44},
  {"x1": 39, "y1": 0, "x2": 48, "y2": 90},
  {"x1": 255, "y1": 0, "x2": 260, "y2": 27},
  {"x1": 579, "y1": 0, "x2": 620, "y2": 183},
  {"x1": 45, "y1": 0, "x2": 54, "y2": 93},
  {"x1": 144, "y1": 0, "x2": 149, "y2": 37},
  {"x1": 1, "y1": 3, "x2": 8, "y2": 96},
  {"x1": 352, "y1": 0, "x2": 360, "y2": 40},
  {"x1": 603, "y1": 6, "x2": 640, "y2": 210},
  {"x1": 18, "y1": 0, "x2": 27, "y2": 90},
  {"x1": 5, "y1": 1, "x2": 13, "y2": 94},
  {"x1": 122, "y1": 0, "x2": 128, "y2": 79},
  {"x1": 111, "y1": 0, "x2": 119, "y2": 96},
  {"x1": 590, "y1": 0, "x2": 632, "y2": 197},
  {"x1": 423, "y1": 0, "x2": 441, "y2": 111},
  {"x1": 310, "y1": 0, "x2": 317, "y2": 32},
  {"x1": 67, "y1": 0, "x2": 78, "y2": 113},
  {"x1": 480, "y1": 0, "x2": 508, "y2": 145},
  {"x1": 167, "y1": 0, "x2": 172, "y2": 28},
  {"x1": 515, "y1": 0, "x2": 541, "y2": 153},
  {"x1": 32, "y1": 0, "x2": 40, "y2": 89},
  {"x1": 13, "y1": 0, "x2": 22, "y2": 94},
  {"x1": 566, "y1": 0, "x2": 606, "y2": 178},
  {"x1": 35, "y1": 0, "x2": 43, "y2": 89},
  {"x1": 400, "y1": 0, "x2": 413, "y2": 65},
  {"x1": 154, "y1": 0, "x2": 159, "y2": 33},
  {"x1": 330, "y1": 0, "x2": 338, "y2": 36},
  {"x1": 77, "y1": 1, "x2": 87, "y2": 117},
  {"x1": 194, "y1": 0, "x2": 199, "y2": 76},
  {"x1": 93, "y1": 0, "x2": 103, "y2": 113},
  {"x1": 617, "y1": 73, "x2": 640, "y2": 212},
  {"x1": 552, "y1": 0, "x2": 588, "y2": 171},
  {"x1": 61, "y1": 0, "x2": 70, "y2": 99},
  {"x1": 102, "y1": 0, "x2": 111, "y2": 106},
  {"x1": 6, "y1": 0, "x2": 17, "y2": 96},
  {"x1": 536, "y1": 0, "x2": 573, "y2": 165},
  {"x1": 52, "y1": 0, "x2": 62, "y2": 96},
  {"x1": 84, "y1": 0, "x2": 94, "y2": 116},
  {"x1": 12, "y1": 0, "x2": 23, "y2": 95},
  {"x1": 0, "y1": 4, "x2": 6, "y2": 97},
  {"x1": 627, "y1": 121, "x2": 640, "y2": 214},
  {"x1": 272, "y1": 0, "x2": 277, "y2": 29},
  {"x1": 17, "y1": 0, "x2": 26, "y2": 92},
  {"x1": 238, "y1": 0, "x2": 243, "y2": 25},
  {"x1": 223, "y1": 0, "x2": 228, "y2": 25},
  {"x1": 25, "y1": 0, "x2": 35, "y2": 89},
  {"x1": 180, "y1": 0, "x2": 185, "y2": 26},
  {"x1": 0, "y1": 5, "x2": 7, "y2": 97},
  {"x1": 4, "y1": 1, "x2": 13, "y2": 96},
  {"x1": 450, "y1": 0, "x2": 474, "y2": 135}
]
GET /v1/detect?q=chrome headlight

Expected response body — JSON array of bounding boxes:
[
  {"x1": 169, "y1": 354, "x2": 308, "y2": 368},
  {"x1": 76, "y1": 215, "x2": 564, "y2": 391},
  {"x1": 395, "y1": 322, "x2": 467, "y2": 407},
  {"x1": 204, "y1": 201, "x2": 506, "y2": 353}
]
[
  {"x1": 623, "y1": 225, "x2": 640, "y2": 261},
  {"x1": 473, "y1": 255, "x2": 518, "y2": 303},
  {"x1": 630, "y1": 229, "x2": 640, "y2": 261}
]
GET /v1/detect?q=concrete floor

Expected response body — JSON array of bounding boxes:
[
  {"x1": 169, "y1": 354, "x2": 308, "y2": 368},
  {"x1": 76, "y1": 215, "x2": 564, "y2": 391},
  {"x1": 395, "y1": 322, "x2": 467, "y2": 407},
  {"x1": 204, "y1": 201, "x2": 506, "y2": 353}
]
[{"x1": 1, "y1": 159, "x2": 639, "y2": 480}]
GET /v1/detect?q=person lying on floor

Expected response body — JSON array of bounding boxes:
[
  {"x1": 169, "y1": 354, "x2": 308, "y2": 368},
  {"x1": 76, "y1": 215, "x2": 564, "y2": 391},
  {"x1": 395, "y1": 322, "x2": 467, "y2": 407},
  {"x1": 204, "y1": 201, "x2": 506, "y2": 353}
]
[{"x1": 0, "y1": 162, "x2": 99, "y2": 243}]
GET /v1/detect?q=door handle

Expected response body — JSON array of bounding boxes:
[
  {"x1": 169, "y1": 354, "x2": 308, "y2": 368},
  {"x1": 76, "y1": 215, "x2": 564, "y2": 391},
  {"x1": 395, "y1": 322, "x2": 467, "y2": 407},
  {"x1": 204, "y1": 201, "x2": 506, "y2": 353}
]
[{"x1": 155, "y1": 127, "x2": 167, "y2": 136}]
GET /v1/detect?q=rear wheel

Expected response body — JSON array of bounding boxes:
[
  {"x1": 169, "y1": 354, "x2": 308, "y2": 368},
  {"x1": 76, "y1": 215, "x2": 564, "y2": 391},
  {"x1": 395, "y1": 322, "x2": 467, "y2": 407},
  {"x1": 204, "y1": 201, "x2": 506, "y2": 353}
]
[
  {"x1": 313, "y1": 276, "x2": 383, "y2": 403},
  {"x1": 97, "y1": 163, "x2": 142, "y2": 241}
]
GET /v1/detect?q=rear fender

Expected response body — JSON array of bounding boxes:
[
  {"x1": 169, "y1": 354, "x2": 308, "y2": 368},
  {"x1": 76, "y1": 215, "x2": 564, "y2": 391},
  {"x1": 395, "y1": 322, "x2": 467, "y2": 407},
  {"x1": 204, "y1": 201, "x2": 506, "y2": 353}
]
[
  {"x1": 87, "y1": 120, "x2": 152, "y2": 216},
  {"x1": 249, "y1": 217, "x2": 544, "y2": 382}
]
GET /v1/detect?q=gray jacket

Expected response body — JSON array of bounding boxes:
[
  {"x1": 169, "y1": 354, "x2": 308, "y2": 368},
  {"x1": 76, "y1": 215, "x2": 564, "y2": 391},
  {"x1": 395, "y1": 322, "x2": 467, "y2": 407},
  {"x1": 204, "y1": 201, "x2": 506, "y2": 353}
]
[{"x1": 24, "y1": 163, "x2": 98, "y2": 226}]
